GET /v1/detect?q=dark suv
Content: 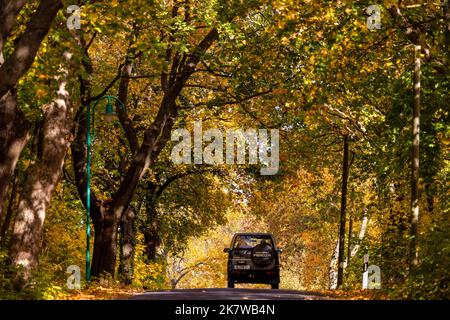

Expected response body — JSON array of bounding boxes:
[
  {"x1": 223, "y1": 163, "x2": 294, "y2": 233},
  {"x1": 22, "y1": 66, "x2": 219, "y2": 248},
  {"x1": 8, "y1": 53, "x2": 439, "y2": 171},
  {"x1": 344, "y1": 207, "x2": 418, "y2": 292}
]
[{"x1": 224, "y1": 233, "x2": 281, "y2": 289}]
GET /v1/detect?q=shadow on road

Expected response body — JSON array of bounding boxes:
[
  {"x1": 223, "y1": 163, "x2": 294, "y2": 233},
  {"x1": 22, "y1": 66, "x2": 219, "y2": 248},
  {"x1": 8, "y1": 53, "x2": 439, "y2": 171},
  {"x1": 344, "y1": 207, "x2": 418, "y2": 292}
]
[{"x1": 130, "y1": 288, "x2": 338, "y2": 300}]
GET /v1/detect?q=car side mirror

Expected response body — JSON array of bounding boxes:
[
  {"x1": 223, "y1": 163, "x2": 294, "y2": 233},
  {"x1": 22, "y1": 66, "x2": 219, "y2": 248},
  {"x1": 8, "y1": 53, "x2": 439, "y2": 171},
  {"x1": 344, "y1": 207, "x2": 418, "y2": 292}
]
[{"x1": 223, "y1": 248, "x2": 230, "y2": 253}]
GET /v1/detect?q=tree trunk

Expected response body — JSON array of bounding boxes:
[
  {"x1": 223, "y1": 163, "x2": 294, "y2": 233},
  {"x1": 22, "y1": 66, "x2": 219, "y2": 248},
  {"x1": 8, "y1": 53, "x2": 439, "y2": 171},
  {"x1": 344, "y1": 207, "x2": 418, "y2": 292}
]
[
  {"x1": 346, "y1": 216, "x2": 353, "y2": 266},
  {"x1": 409, "y1": 45, "x2": 421, "y2": 270},
  {"x1": 336, "y1": 134, "x2": 349, "y2": 289},
  {"x1": 143, "y1": 227, "x2": 161, "y2": 263},
  {"x1": 329, "y1": 239, "x2": 339, "y2": 290},
  {"x1": 425, "y1": 182, "x2": 434, "y2": 214},
  {"x1": 0, "y1": 91, "x2": 30, "y2": 225},
  {"x1": 444, "y1": 0, "x2": 450, "y2": 48},
  {"x1": 90, "y1": 210, "x2": 118, "y2": 278},
  {"x1": 0, "y1": 170, "x2": 19, "y2": 247},
  {"x1": 118, "y1": 208, "x2": 135, "y2": 284},
  {"x1": 142, "y1": 194, "x2": 161, "y2": 263},
  {"x1": 9, "y1": 61, "x2": 74, "y2": 284},
  {"x1": 350, "y1": 209, "x2": 369, "y2": 258}
]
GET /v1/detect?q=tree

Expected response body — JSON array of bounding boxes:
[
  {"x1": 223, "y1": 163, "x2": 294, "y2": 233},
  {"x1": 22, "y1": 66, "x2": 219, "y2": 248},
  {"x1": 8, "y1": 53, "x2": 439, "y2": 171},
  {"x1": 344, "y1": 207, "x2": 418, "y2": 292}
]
[
  {"x1": 9, "y1": 51, "x2": 75, "y2": 284},
  {"x1": 0, "y1": 0, "x2": 62, "y2": 225},
  {"x1": 69, "y1": 0, "x2": 268, "y2": 279},
  {"x1": 0, "y1": 0, "x2": 64, "y2": 284}
]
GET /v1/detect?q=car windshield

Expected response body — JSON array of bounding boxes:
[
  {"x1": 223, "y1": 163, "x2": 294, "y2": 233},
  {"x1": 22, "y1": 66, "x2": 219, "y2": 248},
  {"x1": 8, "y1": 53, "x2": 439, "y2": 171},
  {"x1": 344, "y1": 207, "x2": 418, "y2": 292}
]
[{"x1": 233, "y1": 235, "x2": 274, "y2": 249}]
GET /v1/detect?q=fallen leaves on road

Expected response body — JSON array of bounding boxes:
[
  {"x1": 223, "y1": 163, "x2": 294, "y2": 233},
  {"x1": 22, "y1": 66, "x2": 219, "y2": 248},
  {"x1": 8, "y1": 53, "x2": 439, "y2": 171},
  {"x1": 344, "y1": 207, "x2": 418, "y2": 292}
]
[{"x1": 62, "y1": 285, "x2": 144, "y2": 300}]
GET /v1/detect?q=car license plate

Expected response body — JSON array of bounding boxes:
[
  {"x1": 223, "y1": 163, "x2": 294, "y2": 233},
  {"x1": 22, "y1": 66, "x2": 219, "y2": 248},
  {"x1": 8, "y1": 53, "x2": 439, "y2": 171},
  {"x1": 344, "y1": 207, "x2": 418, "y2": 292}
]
[{"x1": 234, "y1": 265, "x2": 250, "y2": 270}]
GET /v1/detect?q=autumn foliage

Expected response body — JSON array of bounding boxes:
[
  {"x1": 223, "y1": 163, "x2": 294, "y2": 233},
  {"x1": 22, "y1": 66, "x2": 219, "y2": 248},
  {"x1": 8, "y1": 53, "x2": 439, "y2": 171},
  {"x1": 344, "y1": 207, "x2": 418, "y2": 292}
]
[{"x1": 0, "y1": 0, "x2": 448, "y2": 299}]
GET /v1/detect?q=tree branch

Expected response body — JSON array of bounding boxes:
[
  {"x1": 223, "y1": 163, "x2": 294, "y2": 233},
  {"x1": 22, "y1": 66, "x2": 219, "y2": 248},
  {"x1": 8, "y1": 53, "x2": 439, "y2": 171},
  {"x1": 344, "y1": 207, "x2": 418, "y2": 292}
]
[
  {"x1": 155, "y1": 167, "x2": 223, "y2": 199},
  {"x1": 0, "y1": 0, "x2": 27, "y2": 53},
  {"x1": 387, "y1": 5, "x2": 431, "y2": 59},
  {"x1": 0, "y1": 0, "x2": 63, "y2": 98}
]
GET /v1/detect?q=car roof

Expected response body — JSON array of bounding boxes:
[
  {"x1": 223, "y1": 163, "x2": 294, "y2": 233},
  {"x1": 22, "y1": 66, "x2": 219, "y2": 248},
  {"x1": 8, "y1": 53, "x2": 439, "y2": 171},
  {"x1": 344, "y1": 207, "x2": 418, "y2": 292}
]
[{"x1": 231, "y1": 233, "x2": 278, "y2": 248}]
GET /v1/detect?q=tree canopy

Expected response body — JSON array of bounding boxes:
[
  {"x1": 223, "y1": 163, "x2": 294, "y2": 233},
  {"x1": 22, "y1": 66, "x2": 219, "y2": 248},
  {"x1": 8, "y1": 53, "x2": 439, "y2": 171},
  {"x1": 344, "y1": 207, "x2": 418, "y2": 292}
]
[{"x1": 0, "y1": 0, "x2": 448, "y2": 299}]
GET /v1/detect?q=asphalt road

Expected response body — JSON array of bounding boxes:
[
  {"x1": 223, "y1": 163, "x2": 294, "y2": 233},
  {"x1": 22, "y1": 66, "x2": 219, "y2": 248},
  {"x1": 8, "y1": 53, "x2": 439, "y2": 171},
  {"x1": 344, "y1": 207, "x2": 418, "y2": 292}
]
[{"x1": 130, "y1": 288, "x2": 336, "y2": 300}]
